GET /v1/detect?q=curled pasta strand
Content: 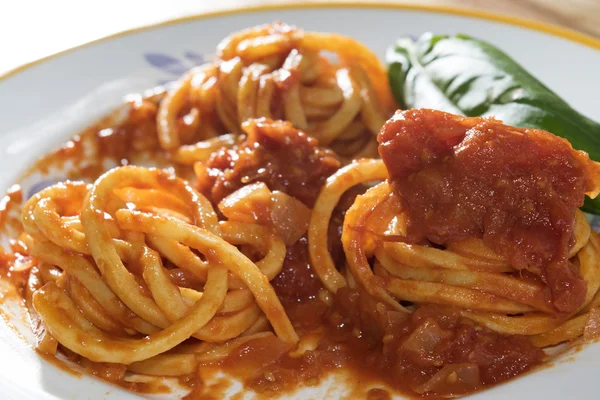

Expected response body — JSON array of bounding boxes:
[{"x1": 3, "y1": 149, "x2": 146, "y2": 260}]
[
  {"x1": 115, "y1": 209, "x2": 298, "y2": 344},
  {"x1": 153, "y1": 22, "x2": 394, "y2": 162},
  {"x1": 23, "y1": 165, "x2": 299, "y2": 374},
  {"x1": 33, "y1": 267, "x2": 228, "y2": 364},
  {"x1": 311, "y1": 157, "x2": 600, "y2": 347},
  {"x1": 309, "y1": 159, "x2": 387, "y2": 293}
]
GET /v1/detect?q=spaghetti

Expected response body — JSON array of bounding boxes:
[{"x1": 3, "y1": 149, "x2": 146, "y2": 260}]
[
  {"x1": 22, "y1": 166, "x2": 297, "y2": 372},
  {"x1": 157, "y1": 22, "x2": 394, "y2": 163},
  {"x1": 306, "y1": 110, "x2": 600, "y2": 394},
  {"x1": 0, "y1": 23, "x2": 599, "y2": 400}
]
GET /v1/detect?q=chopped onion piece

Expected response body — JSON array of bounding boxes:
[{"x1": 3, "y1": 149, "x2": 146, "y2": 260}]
[
  {"x1": 270, "y1": 191, "x2": 311, "y2": 245},
  {"x1": 401, "y1": 319, "x2": 446, "y2": 356},
  {"x1": 415, "y1": 363, "x2": 480, "y2": 394},
  {"x1": 218, "y1": 182, "x2": 272, "y2": 224}
]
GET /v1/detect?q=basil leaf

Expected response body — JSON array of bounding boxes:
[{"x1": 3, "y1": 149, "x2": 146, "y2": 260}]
[{"x1": 387, "y1": 33, "x2": 600, "y2": 214}]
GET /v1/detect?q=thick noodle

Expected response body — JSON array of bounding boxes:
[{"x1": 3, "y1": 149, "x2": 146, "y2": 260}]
[
  {"x1": 156, "y1": 22, "x2": 394, "y2": 163},
  {"x1": 22, "y1": 166, "x2": 298, "y2": 372},
  {"x1": 4, "y1": 20, "x2": 600, "y2": 400},
  {"x1": 308, "y1": 160, "x2": 600, "y2": 347}
]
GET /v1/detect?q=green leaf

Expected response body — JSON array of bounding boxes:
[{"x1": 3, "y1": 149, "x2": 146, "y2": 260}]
[{"x1": 386, "y1": 33, "x2": 600, "y2": 215}]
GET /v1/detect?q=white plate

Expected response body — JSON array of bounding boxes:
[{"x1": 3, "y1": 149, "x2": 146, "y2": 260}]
[{"x1": 1, "y1": 4, "x2": 600, "y2": 400}]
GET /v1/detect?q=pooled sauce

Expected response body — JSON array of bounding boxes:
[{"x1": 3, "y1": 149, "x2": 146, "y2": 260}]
[
  {"x1": 201, "y1": 290, "x2": 542, "y2": 399},
  {"x1": 378, "y1": 109, "x2": 600, "y2": 314},
  {"x1": 271, "y1": 236, "x2": 324, "y2": 302}
]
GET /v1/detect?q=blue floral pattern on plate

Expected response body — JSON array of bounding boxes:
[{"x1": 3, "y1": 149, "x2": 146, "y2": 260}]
[
  {"x1": 590, "y1": 214, "x2": 600, "y2": 231},
  {"x1": 144, "y1": 51, "x2": 206, "y2": 85},
  {"x1": 23, "y1": 52, "x2": 208, "y2": 200},
  {"x1": 26, "y1": 178, "x2": 60, "y2": 200}
]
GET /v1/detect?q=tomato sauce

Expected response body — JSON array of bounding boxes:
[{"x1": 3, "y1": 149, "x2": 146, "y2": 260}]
[
  {"x1": 378, "y1": 109, "x2": 600, "y2": 314},
  {"x1": 271, "y1": 236, "x2": 324, "y2": 302},
  {"x1": 0, "y1": 102, "x2": 592, "y2": 399},
  {"x1": 205, "y1": 289, "x2": 542, "y2": 399},
  {"x1": 196, "y1": 117, "x2": 340, "y2": 207}
]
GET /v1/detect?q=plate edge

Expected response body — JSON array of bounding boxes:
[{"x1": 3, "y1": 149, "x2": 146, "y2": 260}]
[{"x1": 1, "y1": 1, "x2": 600, "y2": 83}]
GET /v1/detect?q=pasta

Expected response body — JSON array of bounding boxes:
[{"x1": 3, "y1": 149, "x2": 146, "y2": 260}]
[
  {"x1": 22, "y1": 166, "x2": 297, "y2": 372},
  {"x1": 0, "y1": 22, "x2": 599, "y2": 400},
  {"x1": 310, "y1": 159, "x2": 600, "y2": 347},
  {"x1": 156, "y1": 22, "x2": 394, "y2": 163}
]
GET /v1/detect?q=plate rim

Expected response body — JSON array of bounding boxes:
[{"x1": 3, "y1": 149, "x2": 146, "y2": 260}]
[
  {"x1": 0, "y1": 3, "x2": 599, "y2": 400},
  {"x1": 2, "y1": 1, "x2": 600, "y2": 84}
]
